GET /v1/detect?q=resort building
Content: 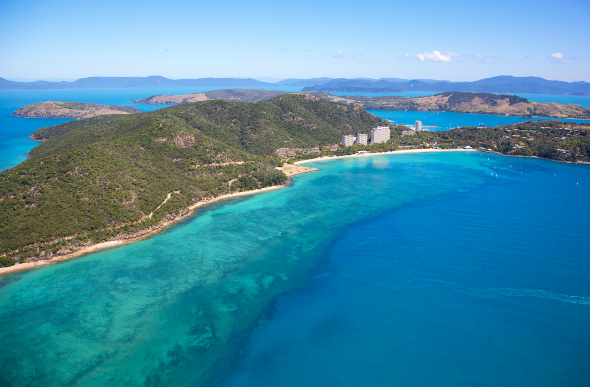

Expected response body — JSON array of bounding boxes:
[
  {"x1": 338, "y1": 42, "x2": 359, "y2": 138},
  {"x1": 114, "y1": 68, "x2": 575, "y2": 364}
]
[
  {"x1": 415, "y1": 121, "x2": 422, "y2": 131},
  {"x1": 371, "y1": 126, "x2": 391, "y2": 144},
  {"x1": 342, "y1": 134, "x2": 355, "y2": 146},
  {"x1": 355, "y1": 133, "x2": 368, "y2": 145}
]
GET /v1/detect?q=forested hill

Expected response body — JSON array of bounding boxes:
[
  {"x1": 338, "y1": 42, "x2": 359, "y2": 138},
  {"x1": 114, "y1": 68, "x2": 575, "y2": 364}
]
[
  {"x1": 0, "y1": 94, "x2": 388, "y2": 267},
  {"x1": 317, "y1": 92, "x2": 590, "y2": 119}
]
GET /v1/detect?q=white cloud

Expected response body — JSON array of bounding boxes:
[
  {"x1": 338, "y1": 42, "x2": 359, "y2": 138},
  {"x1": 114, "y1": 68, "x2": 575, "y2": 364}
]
[
  {"x1": 332, "y1": 50, "x2": 353, "y2": 60},
  {"x1": 404, "y1": 52, "x2": 411, "y2": 58},
  {"x1": 551, "y1": 52, "x2": 564, "y2": 59},
  {"x1": 447, "y1": 51, "x2": 461, "y2": 57},
  {"x1": 416, "y1": 50, "x2": 452, "y2": 62},
  {"x1": 476, "y1": 53, "x2": 485, "y2": 59}
]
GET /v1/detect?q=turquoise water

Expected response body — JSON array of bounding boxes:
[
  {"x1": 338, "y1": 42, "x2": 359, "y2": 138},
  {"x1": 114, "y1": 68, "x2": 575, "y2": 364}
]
[
  {"x1": 0, "y1": 151, "x2": 589, "y2": 386},
  {"x1": 369, "y1": 110, "x2": 590, "y2": 130}
]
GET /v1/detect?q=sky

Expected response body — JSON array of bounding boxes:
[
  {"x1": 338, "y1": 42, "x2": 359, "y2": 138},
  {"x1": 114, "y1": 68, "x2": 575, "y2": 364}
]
[{"x1": 1, "y1": 0, "x2": 589, "y2": 82}]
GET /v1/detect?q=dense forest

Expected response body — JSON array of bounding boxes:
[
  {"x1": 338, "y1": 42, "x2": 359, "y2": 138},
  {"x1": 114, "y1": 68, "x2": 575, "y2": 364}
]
[{"x1": 1, "y1": 95, "x2": 388, "y2": 267}]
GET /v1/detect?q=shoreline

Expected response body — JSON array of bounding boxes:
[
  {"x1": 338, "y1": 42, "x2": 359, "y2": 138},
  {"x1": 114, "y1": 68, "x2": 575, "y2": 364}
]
[
  {"x1": 0, "y1": 185, "x2": 286, "y2": 277},
  {"x1": 294, "y1": 148, "x2": 475, "y2": 165},
  {"x1": 2, "y1": 147, "x2": 582, "y2": 277}
]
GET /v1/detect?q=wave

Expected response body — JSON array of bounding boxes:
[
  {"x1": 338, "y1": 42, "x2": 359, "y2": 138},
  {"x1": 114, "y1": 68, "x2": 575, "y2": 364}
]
[{"x1": 408, "y1": 279, "x2": 590, "y2": 305}]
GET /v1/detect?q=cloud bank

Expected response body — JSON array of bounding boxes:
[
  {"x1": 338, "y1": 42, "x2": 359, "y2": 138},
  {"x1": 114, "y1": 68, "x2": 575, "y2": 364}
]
[{"x1": 416, "y1": 51, "x2": 452, "y2": 62}]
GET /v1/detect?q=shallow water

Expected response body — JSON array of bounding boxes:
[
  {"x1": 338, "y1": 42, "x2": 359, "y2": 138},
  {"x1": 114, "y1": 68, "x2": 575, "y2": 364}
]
[{"x1": 0, "y1": 151, "x2": 588, "y2": 386}]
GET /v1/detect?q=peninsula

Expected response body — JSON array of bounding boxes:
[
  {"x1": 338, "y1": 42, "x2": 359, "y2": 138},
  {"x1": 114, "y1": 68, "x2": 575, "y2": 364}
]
[
  {"x1": 133, "y1": 89, "x2": 590, "y2": 120},
  {"x1": 0, "y1": 94, "x2": 387, "y2": 269},
  {"x1": 2, "y1": 93, "x2": 588, "y2": 272},
  {"x1": 315, "y1": 92, "x2": 590, "y2": 120},
  {"x1": 131, "y1": 89, "x2": 286, "y2": 104},
  {"x1": 13, "y1": 101, "x2": 140, "y2": 119}
]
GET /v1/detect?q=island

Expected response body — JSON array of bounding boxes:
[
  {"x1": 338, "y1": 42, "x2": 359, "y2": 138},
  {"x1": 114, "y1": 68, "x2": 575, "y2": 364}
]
[
  {"x1": 315, "y1": 91, "x2": 590, "y2": 120},
  {"x1": 1, "y1": 94, "x2": 588, "y2": 270},
  {"x1": 131, "y1": 89, "x2": 286, "y2": 104},
  {"x1": 13, "y1": 101, "x2": 140, "y2": 119},
  {"x1": 0, "y1": 94, "x2": 386, "y2": 269},
  {"x1": 133, "y1": 89, "x2": 590, "y2": 120}
]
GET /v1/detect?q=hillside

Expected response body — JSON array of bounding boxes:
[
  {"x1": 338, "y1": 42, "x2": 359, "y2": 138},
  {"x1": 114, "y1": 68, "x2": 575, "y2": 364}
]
[
  {"x1": 132, "y1": 89, "x2": 286, "y2": 104},
  {"x1": 317, "y1": 92, "x2": 590, "y2": 119},
  {"x1": 13, "y1": 101, "x2": 140, "y2": 119},
  {"x1": 0, "y1": 94, "x2": 388, "y2": 267}
]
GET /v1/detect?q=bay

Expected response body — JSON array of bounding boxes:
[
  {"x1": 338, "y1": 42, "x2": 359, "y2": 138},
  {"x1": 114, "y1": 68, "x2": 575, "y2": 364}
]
[
  {"x1": 0, "y1": 151, "x2": 589, "y2": 386},
  {"x1": 224, "y1": 152, "x2": 590, "y2": 387}
]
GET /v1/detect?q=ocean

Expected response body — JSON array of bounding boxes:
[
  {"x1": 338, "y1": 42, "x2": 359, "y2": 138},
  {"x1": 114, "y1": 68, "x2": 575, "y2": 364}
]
[{"x1": 0, "y1": 89, "x2": 589, "y2": 386}]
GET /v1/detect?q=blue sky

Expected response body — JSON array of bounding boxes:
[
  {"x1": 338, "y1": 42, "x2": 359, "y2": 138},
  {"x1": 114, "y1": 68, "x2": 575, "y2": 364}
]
[{"x1": 1, "y1": 0, "x2": 588, "y2": 82}]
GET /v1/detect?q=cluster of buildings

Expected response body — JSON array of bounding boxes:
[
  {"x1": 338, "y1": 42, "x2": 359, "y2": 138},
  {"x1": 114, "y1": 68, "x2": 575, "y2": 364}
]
[{"x1": 342, "y1": 126, "x2": 390, "y2": 146}]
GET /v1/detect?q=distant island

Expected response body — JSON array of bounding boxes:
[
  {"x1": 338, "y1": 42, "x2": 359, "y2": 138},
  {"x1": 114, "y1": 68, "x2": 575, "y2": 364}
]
[
  {"x1": 316, "y1": 92, "x2": 590, "y2": 119},
  {"x1": 13, "y1": 101, "x2": 140, "y2": 119},
  {"x1": 131, "y1": 89, "x2": 590, "y2": 120},
  {"x1": 301, "y1": 76, "x2": 590, "y2": 95},
  {"x1": 132, "y1": 89, "x2": 286, "y2": 104},
  {"x1": 2, "y1": 75, "x2": 590, "y2": 95}
]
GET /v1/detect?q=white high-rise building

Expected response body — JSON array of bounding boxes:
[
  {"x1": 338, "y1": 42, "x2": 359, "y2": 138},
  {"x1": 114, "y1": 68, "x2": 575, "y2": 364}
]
[
  {"x1": 371, "y1": 126, "x2": 390, "y2": 144},
  {"x1": 342, "y1": 134, "x2": 355, "y2": 146},
  {"x1": 355, "y1": 133, "x2": 368, "y2": 145},
  {"x1": 415, "y1": 121, "x2": 422, "y2": 131}
]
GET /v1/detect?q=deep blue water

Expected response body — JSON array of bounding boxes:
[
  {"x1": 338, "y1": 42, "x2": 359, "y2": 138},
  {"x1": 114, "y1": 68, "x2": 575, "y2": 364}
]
[
  {"x1": 223, "y1": 153, "x2": 590, "y2": 387},
  {"x1": 0, "y1": 151, "x2": 588, "y2": 386}
]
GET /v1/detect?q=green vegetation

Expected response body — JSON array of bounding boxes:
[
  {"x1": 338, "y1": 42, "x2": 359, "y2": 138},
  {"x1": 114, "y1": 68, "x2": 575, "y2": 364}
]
[
  {"x1": 287, "y1": 121, "x2": 590, "y2": 164},
  {"x1": 4, "y1": 91, "x2": 587, "y2": 269},
  {"x1": 131, "y1": 89, "x2": 286, "y2": 105},
  {"x1": 55, "y1": 102, "x2": 139, "y2": 113},
  {"x1": 439, "y1": 92, "x2": 529, "y2": 106},
  {"x1": 13, "y1": 101, "x2": 140, "y2": 119},
  {"x1": 0, "y1": 94, "x2": 388, "y2": 267}
]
